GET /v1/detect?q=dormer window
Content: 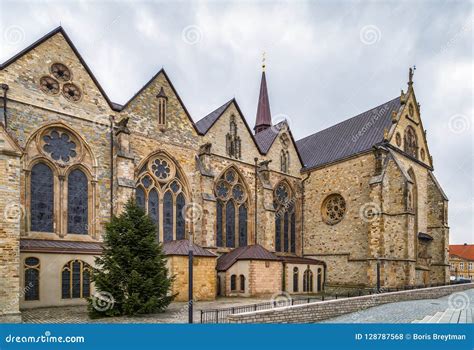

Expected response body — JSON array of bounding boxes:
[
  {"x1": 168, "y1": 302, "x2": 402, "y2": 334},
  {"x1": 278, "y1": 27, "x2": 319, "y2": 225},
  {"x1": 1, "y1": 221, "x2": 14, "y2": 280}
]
[{"x1": 156, "y1": 87, "x2": 168, "y2": 129}]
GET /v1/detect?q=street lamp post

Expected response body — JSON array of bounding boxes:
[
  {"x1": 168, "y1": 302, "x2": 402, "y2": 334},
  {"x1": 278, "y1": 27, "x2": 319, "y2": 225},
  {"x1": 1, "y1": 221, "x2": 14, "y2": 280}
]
[{"x1": 188, "y1": 234, "x2": 193, "y2": 324}]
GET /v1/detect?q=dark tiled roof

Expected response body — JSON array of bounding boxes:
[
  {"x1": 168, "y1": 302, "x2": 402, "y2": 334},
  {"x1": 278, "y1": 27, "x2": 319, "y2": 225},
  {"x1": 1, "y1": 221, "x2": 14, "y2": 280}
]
[
  {"x1": 20, "y1": 239, "x2": 102, "y2": 254},
  {"x1": 195, "y1": 100, "x2": 233, "y2": 134},
  {"x1": 216, "y1": 244, "x2": 280, "y2": 271},
  {"x1": 280, "y1": 256, "x2": 326, "y2": 265},
  {"x1": 254, "y1": 122, "x2": 281, "y2": 153},
  {"x1": 162, "y1": 240, "x2": 216, "y2": 258},
  {"x1": 296, "y1": 97, "x2": 401, "y2": 171}
]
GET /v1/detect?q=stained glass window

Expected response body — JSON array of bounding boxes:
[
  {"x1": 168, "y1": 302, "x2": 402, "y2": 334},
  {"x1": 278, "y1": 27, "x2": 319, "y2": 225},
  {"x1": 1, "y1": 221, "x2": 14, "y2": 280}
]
[
  {"x1": 152, "y1": 158, "x2": 171, "y2": 180},
  {"x1": 43, "y1": 130, "x2": 77, "y2": 162},
  {"x1": 136, "y1": 187, "x2": 145, "y2": 209},
  {"x1": 31, "y1": 163, "x2": 54, "y2": 232},
  {"x1": 67, "y1": 169, "x2": 88, "y2": 234},
  {"x1": 216, "y1": 201, "x2": 223, "y2": 247},
  {"x1": 225, "y1": 201, "x2": 235, "y2": 248},
  {"x1": 238, "y1": 205, "x2": 247, "y2": 247},
  {"x1": 230, "y1": 275, "x2": 237, "y2": 291},
  {"x1": 163, "y1": 191, "x2": 173, "y2": 242},
  {"x1": 176, "y1": 193, "x2": 186, "y2": 240},
  {"x1": 240, "y1": 275, "x2": 245, "y2": 292},
  {"x1": 275, "y1": 215, "x2": 281, "y2": 252},
  {"x1": 283, "y1": 212, "x2": 289, "y2": 252},
  {"x1": 62, "y1": 260, "x2": 90, "y2": 299},
  {"x1": 24, "y1": 257, "x2": 40, "y2": 301},
  {"x1": 274, "y1": 182, "x2": 296, "y2": 253},
  {"x1": 303, "y1": 268, "x2": 313, "y2": 292},
  {"x1": 148, "y1": 189, "x2": 159, "y2": 239},
  {"x1": 293, "y1": 267, "x2": 299, "y2": 292},
  {"x1": 290, "y1": 212, "x2": 296, "y2": 253},
  {"x1": 215, "y1": 167, "x2": 248, "y2": 248}
]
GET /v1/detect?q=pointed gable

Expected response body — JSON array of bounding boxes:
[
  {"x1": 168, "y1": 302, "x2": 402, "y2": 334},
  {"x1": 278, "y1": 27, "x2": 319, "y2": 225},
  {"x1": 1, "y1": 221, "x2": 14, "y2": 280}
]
[
  {"x1": 0, "y1": 27, "x2": 118, "y2": 118},
  {"x1": 388, "y1": 85, "x2": 433, "y2": 168}
]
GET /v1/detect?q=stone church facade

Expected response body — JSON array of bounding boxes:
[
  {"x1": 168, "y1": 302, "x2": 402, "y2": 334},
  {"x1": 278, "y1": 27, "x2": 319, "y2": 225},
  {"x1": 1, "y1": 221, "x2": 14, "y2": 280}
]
[{"x1": 0, "y1": 27, "x2": 449, "y2": 321}]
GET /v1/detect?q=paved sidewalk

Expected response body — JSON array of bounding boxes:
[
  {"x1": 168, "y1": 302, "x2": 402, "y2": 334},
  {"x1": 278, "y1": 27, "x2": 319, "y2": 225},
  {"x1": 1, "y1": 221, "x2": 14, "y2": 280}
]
[
  {"x1": 320, "y1": 288, "x2": 474, "y2": 323},
  {"x1": 22, "y1": 297, "x2": 267, "y2": 324}
]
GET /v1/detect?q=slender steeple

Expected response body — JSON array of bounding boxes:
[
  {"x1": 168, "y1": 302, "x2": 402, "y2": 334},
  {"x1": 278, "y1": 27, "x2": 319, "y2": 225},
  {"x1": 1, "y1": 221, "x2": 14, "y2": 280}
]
[{"x1": 254, "y1": 53, "x2": 272, "y2": 134}]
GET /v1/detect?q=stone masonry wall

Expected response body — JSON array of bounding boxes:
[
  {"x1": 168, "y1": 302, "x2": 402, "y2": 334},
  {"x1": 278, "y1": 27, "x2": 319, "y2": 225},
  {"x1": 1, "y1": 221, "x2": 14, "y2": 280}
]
[{"x1": 227, "y1": 283, "x2": 474, "y2": 323}]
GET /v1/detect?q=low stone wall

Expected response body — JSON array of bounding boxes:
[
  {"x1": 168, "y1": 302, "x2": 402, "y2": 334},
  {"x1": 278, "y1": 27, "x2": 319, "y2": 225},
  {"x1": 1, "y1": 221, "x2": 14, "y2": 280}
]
[{"x1": 227, "y1": 283, "x2": 474, "y2": 323}]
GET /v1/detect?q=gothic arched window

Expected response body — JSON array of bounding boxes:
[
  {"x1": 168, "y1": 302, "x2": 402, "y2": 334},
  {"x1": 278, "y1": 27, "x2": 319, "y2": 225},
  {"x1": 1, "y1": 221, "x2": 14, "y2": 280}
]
[
  {"x1": 404, "y1": 126, "x2": 418, "y2": 159},
  {"x1": 293, "y1": 267, "x2": 299, "y2": 292},
  {"x1": 61, "y1": 260, "x2": 90, "y2": 299},
  {"x1": 274, "y1": 182, "x2": 296, "y2": 253},
  {"x1": 240, "y1": 274, "x2": 246, "y2": 292},
  {"x1": 303, "y1": 268, "x2": 313, "y2": 292},
  {"x1": 215, "y1": 167, "x2": 248, "y2": 248},
  {"x1": 280, "y1": 150, "x2": 289, "y2": 173},
  {"x1": 226, "y1": 116, "x2": 241, "y2": 159},
  {"x1": 67, "y1": 169, "x2": 88, "y2": 234},
  {"x1": 135, "y1": 153, "x2": 189, "y2": 242},
  {"x1": 30, "y1": 163, "x2": 54, "y2": 232},
  {"x1": 24, "y1": 257, "x2": 40, "y2": 301}
]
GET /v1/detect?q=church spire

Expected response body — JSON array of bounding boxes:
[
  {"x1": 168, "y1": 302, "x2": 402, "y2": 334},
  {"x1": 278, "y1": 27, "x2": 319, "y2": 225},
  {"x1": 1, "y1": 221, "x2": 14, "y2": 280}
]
[{"x1": 254, "y1": 53, "x2": 272, "y2": 134}]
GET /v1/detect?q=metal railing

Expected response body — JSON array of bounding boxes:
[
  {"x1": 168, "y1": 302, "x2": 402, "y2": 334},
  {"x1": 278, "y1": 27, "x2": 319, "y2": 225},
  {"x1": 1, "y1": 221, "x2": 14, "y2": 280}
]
[{"x1": 199, "y1": 280, "x2": 470, "y2": 323}]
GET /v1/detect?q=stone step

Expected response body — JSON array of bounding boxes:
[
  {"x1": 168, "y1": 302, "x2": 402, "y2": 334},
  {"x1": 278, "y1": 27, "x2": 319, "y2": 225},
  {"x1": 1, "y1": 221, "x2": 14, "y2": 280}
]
[
  {"x1": 449, "y1": 309, "x2": 461, "y2": 323},
  {"x1": 427, "y1": 311, "x2": 444, "y2": 323},
  {"x1": 458, "y1": 309, "x2": 467, "y2": 323},
  {"x1": 438, "y1": 309, "x2": 455, "y2": 323}
]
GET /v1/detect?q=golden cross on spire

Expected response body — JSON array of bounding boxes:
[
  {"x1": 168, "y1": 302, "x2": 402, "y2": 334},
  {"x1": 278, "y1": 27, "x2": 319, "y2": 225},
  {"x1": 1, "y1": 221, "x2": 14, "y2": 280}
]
[{"x1": 262, "y1": 52, "x2": 266, "y2": 72}]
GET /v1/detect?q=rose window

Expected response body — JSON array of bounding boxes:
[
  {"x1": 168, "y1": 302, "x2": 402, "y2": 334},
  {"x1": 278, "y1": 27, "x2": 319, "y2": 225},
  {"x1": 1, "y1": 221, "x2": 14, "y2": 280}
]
[
  {"x1": 40, "y1": 76, "x2": 60, "y2": 95},
  {"x1": 152, "y1": 158, "x2": 171, "y2": 180},
  {"x1": 43, "y1": 130, "x2": 77, "y2": 162},
  {"x1": 275, "y1": 184, "x2": 289, "y2": 204},
  {"x1": 322, "y1": 194, "x2": 346, "y2": 225},
  {"x1": 62, "y1": 83, "x2": 82, "y2": 102},
  {"x1": 51, "y1": 63, "x2": 71, "y2": 82}
]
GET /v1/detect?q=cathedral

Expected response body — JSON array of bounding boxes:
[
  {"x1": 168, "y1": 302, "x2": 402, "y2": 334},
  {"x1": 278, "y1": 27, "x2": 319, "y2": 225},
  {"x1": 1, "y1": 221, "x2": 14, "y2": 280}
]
[{"x1": 0, "y1": 27, "x2": 449, "y2": 321}]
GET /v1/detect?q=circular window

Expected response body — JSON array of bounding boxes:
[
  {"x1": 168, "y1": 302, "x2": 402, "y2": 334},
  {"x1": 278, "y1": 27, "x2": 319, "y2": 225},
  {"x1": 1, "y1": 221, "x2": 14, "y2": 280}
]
[
  {"x1": 420, "y1": 148, "x2": 425, "y2": 161},
  {"x1": 150, "y1": 156, "x2": 175, "y2": 182},
  {"x1": 62, "y1": 83, "x2": 82, "y2": 102},
  {"x1": 395, "y1": 132, "x2": 401, "y2": 146},
  {"x1": 215, "y1": 180, "x2": 230, "y2": 200},
  {"x1": 321, "y1": 194, "x2": 346, "y2": 225},
  {"x1": 225, "y1": 169, "x2": 236, "y2": 184},
  {"x1": 275, "y1": 183, "x2": 290, "y2": 205},
  {"x1": 51, "y1": 63, "x2": 71, "y2": 82},
  {"x1": 42, "y1": 129, "x2": 78, "y2": 162},
  {"x1": 39, "y1": 76, "x2": 60, "y2": 95},
  {"x1": 232, "y1": 183, "x2": 245, "y2": 202}
]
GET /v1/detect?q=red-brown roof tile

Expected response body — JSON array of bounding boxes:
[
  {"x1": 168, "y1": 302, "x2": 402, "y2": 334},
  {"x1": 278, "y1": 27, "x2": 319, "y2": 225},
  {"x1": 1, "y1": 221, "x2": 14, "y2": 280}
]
[{"x1": 450, "y1": 244, "x2": 474, "y2": 261}]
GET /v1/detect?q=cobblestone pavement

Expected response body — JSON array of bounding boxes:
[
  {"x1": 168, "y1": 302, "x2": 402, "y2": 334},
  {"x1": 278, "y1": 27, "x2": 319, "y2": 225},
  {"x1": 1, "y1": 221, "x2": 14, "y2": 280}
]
[
  {"x1": 320, "y1": 288, "x2": 474, "y2": 323},
  {"x1": 21, "y1": 297, "x2": 268, "y2": 324}
]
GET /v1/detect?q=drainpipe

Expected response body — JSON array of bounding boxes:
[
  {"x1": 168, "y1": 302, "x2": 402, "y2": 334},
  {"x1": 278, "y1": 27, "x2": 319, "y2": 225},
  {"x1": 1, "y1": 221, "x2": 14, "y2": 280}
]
[
  {"x1": 109, "y1": 115, "x2": 115, "y2": 217},
  {"x1": 254, "y1": 157, "x2": 258, "y2": 245},
  {"x1": 1, "y1": 84, "x2": 8, "y2": 128},
  {"x1": 301, "y1": 172, "x2": 311, "y2": 256}
]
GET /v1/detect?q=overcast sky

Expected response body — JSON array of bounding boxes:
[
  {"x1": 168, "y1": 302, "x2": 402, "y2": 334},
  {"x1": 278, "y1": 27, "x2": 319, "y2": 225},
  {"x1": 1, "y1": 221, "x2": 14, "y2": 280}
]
[{"x1": 1, "y1": 0, "x2": 472, "y2": 244}]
